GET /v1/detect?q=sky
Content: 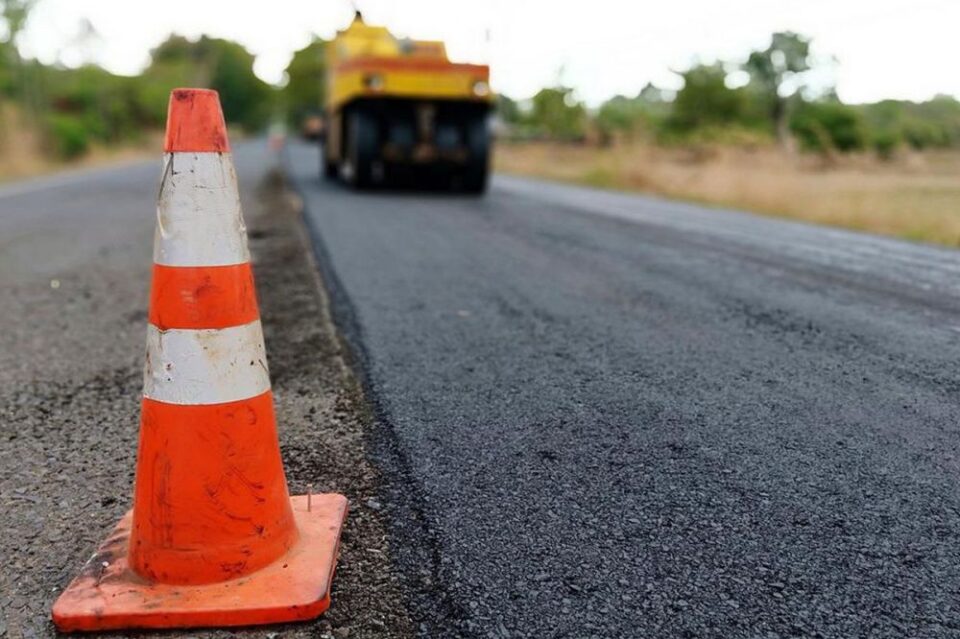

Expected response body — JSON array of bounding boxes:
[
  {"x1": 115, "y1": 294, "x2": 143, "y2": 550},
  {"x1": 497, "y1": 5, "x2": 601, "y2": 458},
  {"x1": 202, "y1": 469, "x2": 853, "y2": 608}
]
[{"x1": 19, "y1": 0, "x2": 960, "y2": 106}]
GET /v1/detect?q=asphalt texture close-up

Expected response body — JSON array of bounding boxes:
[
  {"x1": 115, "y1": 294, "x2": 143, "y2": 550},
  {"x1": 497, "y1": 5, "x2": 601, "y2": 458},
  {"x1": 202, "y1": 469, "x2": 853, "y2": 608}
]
[
  {"x1": 286, "y1": 139, "x2": 960, "y2": 638},
  {"x1": 0, "y1": 142, "x2": 412, "y2": 639}
]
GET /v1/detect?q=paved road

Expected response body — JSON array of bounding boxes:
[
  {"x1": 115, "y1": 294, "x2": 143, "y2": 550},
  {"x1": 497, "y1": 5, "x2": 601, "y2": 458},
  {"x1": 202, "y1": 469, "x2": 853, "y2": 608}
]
[
  {"x1": 287, "y1": 140, "x2": 960, "y2": 638},
  {"x1": 5, "y1": 139, "x2": 960, "y2": 639}
]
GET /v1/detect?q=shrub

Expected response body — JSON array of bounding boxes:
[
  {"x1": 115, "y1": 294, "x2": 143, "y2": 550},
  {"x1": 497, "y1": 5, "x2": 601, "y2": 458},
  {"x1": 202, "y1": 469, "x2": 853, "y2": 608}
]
[
  {"x1": 45, "y1": 114, "x2": 89, "y2": 160},
  {"x1": 667, "y1": 63, "x2": 747, "y2": 133},
  {"x1": 528, "y1": 86, "x2": 587, "y2": 142},
  {"x1": 790, "y1": 101, "x2": 866, "y2": 152},
  {"x1": 871, "y1": 130, "x2": 900, "y2": 159}
]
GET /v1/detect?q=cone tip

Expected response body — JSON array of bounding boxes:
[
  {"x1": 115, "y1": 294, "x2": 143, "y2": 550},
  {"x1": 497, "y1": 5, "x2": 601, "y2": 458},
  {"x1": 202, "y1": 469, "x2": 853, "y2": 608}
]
[{"x1": 164, "y1": 88, "x2": 230, "y2": 153}]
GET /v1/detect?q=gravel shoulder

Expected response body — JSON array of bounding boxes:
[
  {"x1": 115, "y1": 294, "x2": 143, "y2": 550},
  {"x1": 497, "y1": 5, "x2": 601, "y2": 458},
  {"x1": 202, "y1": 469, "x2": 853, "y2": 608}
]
[{"x1": 0, "y1": 151, "x2": 414, "y2": 639}]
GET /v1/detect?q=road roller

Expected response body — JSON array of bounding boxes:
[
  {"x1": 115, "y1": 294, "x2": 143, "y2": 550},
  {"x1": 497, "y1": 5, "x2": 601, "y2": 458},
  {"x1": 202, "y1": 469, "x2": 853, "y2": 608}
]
[{"x1": 323, "y1": 12, "x2": 493, "y2": 192}]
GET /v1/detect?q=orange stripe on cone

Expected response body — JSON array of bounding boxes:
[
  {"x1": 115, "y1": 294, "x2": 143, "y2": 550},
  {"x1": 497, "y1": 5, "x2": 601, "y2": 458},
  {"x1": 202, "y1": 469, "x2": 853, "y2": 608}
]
[
  {"x1": 164, "y1": 88, "x2": 230, "y2": 153},
  {"x1": 149, "y1": 263, "x2": 259, "y2": 330},
  {"x1": 130, "y1": 392, "x2": 297, "y2": 584}
]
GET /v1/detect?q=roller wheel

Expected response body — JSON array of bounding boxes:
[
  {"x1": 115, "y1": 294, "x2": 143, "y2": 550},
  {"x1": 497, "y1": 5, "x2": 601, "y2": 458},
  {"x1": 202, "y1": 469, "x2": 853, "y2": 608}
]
[
  {"x1": 321, "y1": 144, "x2": 338, "y2": 180},
  {"x1": 462, "y1": 113, "x2": 490, "y2": 194},
  {"x1": 344, "y1": 107, "x2": 379, "y2": 189}
]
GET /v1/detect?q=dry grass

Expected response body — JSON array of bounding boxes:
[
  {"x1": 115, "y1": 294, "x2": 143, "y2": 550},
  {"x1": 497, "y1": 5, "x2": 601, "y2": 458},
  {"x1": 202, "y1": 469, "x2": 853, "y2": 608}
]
[
  {"x1": 0, "y1": 103, "x2": 159, "y2": 182},
  {"x1": 495, "y1": 141, "x2": 960, "y2": 247}
]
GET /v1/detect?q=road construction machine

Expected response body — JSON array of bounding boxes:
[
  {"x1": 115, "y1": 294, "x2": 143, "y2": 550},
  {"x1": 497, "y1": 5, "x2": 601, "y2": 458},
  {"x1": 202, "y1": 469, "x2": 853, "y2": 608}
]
[{"x1": 323, "y1": 12, "x2": 493, "y2": 192}]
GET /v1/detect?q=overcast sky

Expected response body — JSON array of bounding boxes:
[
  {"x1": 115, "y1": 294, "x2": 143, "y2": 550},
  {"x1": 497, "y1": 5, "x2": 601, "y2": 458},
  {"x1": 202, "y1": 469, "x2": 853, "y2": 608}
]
[{"x1": 19, "y1": 0, "x2": 960, "y2": 106}]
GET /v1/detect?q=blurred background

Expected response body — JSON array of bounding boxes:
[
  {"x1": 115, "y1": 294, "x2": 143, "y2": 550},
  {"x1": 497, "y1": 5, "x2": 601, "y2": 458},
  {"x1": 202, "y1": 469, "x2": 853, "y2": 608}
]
[{"x1": 2, "y1": 0, "x2": 959, "y2": 243}]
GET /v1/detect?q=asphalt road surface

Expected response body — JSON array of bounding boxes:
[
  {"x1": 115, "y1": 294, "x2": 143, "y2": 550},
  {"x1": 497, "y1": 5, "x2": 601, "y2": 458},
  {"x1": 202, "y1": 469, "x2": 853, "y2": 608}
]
[
  {"x1": 287, "y1": 140, "x2": 960, "y2": 638},
  {"x1": 4, "y1": 139, "x2": 960, "y2": 639}
]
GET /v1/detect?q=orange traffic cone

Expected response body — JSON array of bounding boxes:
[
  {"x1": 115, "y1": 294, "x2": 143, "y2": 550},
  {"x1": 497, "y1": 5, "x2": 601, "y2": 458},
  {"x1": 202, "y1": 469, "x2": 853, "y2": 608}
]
[{"x1": 52, "y1": 89, "x2": 348, "y2": 632}]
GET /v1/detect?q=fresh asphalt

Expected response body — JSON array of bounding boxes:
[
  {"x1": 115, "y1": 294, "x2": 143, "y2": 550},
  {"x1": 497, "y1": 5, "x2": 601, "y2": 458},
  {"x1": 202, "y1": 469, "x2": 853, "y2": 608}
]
[
  {"x1": 287, "y1": 140, "x2": 960, "y2": 638},
  {"x1": 3, "y1": 139, "x2": 960, "y2": 638}
]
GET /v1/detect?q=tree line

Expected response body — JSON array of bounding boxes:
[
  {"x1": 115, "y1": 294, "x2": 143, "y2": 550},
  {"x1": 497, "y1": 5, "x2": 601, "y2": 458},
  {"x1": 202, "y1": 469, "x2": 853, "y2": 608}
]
[
  {"x1": 499, "y1": 33, "x2": 960, "y2": 158},
  {"x1": 4, "y1": 33, "x2": 275, "y2": 159},
  {"x1": 2, "y1": 0, "x2": 956, "y2": 163},
  {"x1": 0, "y1": 0, "x2": 307, "y2": 159}
]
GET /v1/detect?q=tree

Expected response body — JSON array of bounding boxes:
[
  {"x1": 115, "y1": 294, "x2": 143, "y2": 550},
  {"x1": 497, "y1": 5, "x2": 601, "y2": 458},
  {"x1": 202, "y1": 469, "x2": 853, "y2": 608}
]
[
  {"x1": 0, "y1": 0, "x2": 36, "y2": 147},
  {"x1": 596, "y1": 83, "x2": 671, "y2": 143},
  {"x1": 495, "y1": 93, "x2": 521, "y2": 125},
  {"x1": 668, "y1": 63, "x2": 745, "y2": 133},
  {"x1": 859, "y1": 95, "x2": 960, "y2": 152},
  {"x1": 529, "y1": 86, "x2": 586, "y2": 141},
  {"x1": 790, "y1": 99, "x2": 866, "y2": 153},
  {"x1": 743, "y1": 32, "x2": 812, "y2": 147},
  {"x1": 141, "y1": 35, "x2": 271, "y2": 131},
  {"x1": 596, "y1": 95, "x2": 642, "y2": 140},
  {"x1": 0, "y1": 0, "x2": 36, "y2": 101},
  {"x1": 1, "y1": 0, "x2": 34, "y2": 62},
  {"x1": 282, "y1": 37, "x2": 326, "y2": 126},
  {"x1": 206, "y1": 38, "x2": 272, "y2": 131}
]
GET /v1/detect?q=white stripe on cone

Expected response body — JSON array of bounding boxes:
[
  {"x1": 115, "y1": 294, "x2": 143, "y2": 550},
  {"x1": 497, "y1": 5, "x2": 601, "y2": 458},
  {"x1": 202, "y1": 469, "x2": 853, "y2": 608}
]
[
  {"x1": 143, "y1": 320, "x2": 271, "y2": 405},
  {"x1": 154, "y1": 153, "x2": 250, "y2": 267}
]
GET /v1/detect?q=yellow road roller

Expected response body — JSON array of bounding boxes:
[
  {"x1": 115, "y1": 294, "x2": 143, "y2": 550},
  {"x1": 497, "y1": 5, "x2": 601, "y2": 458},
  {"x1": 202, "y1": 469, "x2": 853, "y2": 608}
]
[{"x1": 323, "y1": 12, "x2": 493, "y2": 192}]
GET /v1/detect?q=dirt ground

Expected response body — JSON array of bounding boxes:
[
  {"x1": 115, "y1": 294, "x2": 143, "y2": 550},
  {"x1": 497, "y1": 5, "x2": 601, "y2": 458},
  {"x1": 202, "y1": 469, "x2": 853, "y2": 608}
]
[{"x1": 0, "y1": 168, "x2": 414, "y2": 638}]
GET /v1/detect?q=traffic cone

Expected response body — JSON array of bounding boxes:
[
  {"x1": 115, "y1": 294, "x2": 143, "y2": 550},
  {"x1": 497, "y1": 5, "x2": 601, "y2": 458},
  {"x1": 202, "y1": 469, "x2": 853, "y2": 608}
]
[{"x1": 52, "y1": 89, "x2": 348, "y2": 632}]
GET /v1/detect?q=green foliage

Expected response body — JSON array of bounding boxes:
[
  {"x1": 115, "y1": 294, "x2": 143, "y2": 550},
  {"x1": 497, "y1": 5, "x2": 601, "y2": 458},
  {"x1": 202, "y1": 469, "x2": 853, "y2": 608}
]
[
  {"x1": 496, "y1": 93, "x2": 521, "y2": 125},
  {"x1": 133, "y1": 59, "x2": 190, "y2": 126},
  {"x1": 44, "y1": 65, "x2": 142, "y2": 143},
  {"x1": 150, "y1": 35, "x2": 201, "y2": 67},
  {"x1": 596, "y1": 95, "x2": 642, "y2": 139},
  {"x1": 208, "y1": 39, "x2": 272, "y2": 130},
  {"x1": 743, "y1": 32, "x2": 813, "y2": 140},
  {"x1": 0, "y1": 0, "x2": 34, "y2": 60},
  {"x1": 595, "y1": 84, "x2": 670, "y2": 142},
  {"x1": 859, "y1": 96, "x2": 960, "y2": 151},
  {"x1": 743, "y1": 32, "x2": 811, "y2": 95},
  {"x1": 1, "y1": 7, "x2": 957, "y2": 166},
  {"x1": 44, "y1": 112, "x2": 88, "y2": 159},
  {"x1": 871, "y1": 129, "x2": 900, "y2": 159},
  {"x1": 790, "y1": 100, "x2": 867, "y2": 152},
  {"x1": 529, "y1": 86, "x2": 586, "y2": 141},
  {"x1": 668, "y1": 63, "x2": 746, "y2": 133},
  {"x1": 0, "y1": 1, "x2": 36, "y2": 101},
  {"x1": 9, "y1": 32, "x2": 275, "y2": 161},
  {"x1": 282, "y1": 38, "x2": 326, "y2": 125},
  {"x1": 143, "y1": 35, "x2": 272, "y2": 131}
]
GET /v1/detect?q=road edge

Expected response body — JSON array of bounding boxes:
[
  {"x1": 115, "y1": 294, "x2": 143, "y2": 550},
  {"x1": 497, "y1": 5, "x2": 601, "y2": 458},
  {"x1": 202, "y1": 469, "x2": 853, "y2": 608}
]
[{"x1": 282, "y1": 151, "x2": 480, "y2": 638}]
